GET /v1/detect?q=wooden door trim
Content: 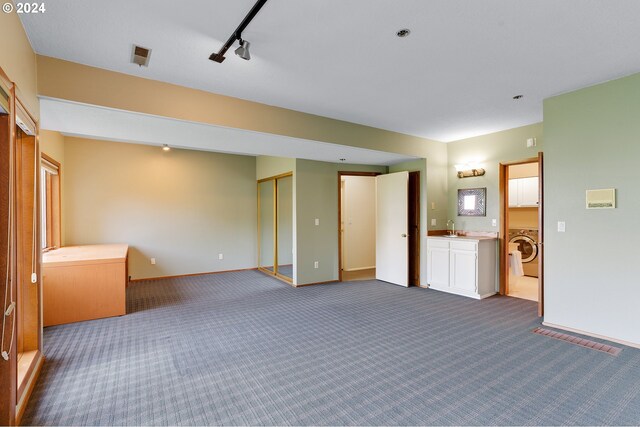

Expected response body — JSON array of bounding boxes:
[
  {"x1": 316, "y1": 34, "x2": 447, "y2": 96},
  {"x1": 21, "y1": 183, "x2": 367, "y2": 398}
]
[
  {"x1": 337, "y1": 171, "x2": 380, "y2": 282},
  {"x1": 408, "y1": 171, "x2": 420, "y2": 286},
  {"x1": 537, "y1": 152, "x2": 544, "y2": 316},
  {"x1": 499, "y1": 154, "x2": 544, "y2": 317}
]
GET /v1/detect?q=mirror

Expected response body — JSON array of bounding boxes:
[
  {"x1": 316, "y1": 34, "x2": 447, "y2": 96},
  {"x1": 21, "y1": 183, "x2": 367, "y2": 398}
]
[
  {"x1": 276, "y1": 175, "x2": 293, "y2": 280},
  {"x1": 457, "y1": 187, "x2": 487, "y2": 216},
  {"x1": 258, "y1": 180, "x2": 275, "y2": 272}
]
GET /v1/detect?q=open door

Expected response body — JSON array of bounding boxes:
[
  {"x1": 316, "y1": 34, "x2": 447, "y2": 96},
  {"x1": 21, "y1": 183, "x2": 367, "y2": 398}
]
[{"x1": 376, "y1": 171, "x2": 408, "y2": 287}]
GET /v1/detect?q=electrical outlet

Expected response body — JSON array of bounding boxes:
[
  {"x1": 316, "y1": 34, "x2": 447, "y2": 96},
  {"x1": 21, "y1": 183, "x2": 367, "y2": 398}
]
[
  {"x1": 218, "y1": 253, "x2": 223, "y2": 260},
  {"x1": 150, "y1": 258, "x2": 156, "y2": 265},
  {"x1": 431, "y1": 218, "x2": 437, "y2": 226},
  {"x1": 314, "y1": 261, "x2": 319, "y2": 269},
  {"x1": 492, "y1": 218, "x2": 497, "y2": 227},
  {"x1": 315, "y1": 218, "x2": 320, "y2": 226}
]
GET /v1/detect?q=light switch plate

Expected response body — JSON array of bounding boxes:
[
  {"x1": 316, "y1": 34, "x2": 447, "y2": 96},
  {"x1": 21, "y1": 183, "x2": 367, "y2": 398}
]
[
  {"x1": 431, "y1": 218, "x2": 436, "y2": 226},
  {"x1": 557, "y1": 221, "x2": 566, "y2": 232},
  {"x1": 492, "y1": 219, "x2": 497, "y2": 227},
  {"x1": 315, "y1": 218, "x2": 320, "y2": 226}
]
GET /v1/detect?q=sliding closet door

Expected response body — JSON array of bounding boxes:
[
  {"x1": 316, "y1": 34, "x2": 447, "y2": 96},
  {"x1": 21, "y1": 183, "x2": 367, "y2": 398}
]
[
  {"x1": 257, "y1": 173, "x2": 293, "y2": 284},
  {"x1": 14, "y1": 100, "x2": 42, "y2": 406},
  {"x1": 258, "y1": 180, "x2": 275, "y2": 273},
  {"x1": 0, "y1": 75, "x2": 16, "y2": 426},
  {"x1": 276, "y1": 175, "x2": 293, "y2": 281}
]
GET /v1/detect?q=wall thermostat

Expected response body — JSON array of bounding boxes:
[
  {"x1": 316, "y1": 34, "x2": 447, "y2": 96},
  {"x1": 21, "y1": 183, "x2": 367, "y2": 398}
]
[{"x1": 586, "y1": 188, "x2": 616, "y2": 209}]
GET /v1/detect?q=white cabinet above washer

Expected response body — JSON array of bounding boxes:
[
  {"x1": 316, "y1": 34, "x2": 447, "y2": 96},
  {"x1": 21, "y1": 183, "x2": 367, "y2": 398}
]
[{"x1": 509, "y1": 177, "x2": 539, "y2": 207}]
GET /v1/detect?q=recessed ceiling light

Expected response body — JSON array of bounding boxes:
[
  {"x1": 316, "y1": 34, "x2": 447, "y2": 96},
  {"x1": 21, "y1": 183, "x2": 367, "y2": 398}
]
[
  {"x1": 396, "y1": 29, "x2": 411, "y2": 38},
  {"x1": 513, "y1": 95, "x2": 524, "y2": 100}
]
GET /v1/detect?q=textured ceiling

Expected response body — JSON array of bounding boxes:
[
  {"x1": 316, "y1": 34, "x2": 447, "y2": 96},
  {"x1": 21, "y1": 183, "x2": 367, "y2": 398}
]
[{"x1": 19, "y1": 0, "x2": 640, "y2": 142}]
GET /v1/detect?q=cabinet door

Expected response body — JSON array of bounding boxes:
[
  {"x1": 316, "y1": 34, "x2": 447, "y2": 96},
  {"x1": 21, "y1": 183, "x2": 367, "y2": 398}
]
[
  {"x1": 518, "y1": 177, "x2": 539, "y2": 207},
  {"x1": 450, "y1": 249, "x2": 477, "y2": 292},
  {"x1": 508, "y1": 179, "x2": 518, "y2": 207},
  {"x1": 427, "y1": 247, "x2": 449, "y2": 288}
]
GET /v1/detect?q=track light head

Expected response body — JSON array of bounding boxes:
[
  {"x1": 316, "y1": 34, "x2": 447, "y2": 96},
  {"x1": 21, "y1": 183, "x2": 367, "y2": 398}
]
[{"x1": 234, "y1": 40, "x2": 251, "y2": 60}]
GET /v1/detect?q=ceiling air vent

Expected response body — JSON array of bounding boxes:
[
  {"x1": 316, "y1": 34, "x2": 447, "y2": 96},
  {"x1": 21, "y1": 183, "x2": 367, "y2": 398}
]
[{"x1": 132, "y1": 45, "x2": 152, "y2": 67}]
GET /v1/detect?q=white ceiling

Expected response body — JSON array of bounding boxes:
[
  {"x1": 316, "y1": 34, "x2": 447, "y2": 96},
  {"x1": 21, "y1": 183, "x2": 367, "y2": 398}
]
[
  {"x1": 40, "y1": 97, "x2": 417, "y2": 166},
  {"x1": 20, "y1": 0, "x2": 640, "y2": 142}
]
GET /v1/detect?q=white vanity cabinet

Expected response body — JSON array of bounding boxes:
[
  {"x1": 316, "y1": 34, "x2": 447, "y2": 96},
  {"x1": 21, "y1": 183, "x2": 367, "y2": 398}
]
[{"x1": 426, "y1": 237, "x2": 497, "y2": 299}]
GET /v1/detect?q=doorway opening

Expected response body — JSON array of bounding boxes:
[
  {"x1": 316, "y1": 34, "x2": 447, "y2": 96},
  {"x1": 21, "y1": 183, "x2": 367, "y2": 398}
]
[
  {"x1": 338, "y1": 171, "x2": 420, "y2": 286},
  {"x1": 339, "y1": 173, "x2": 377, "y2": 282},
  {"x1": 500, "y1": 153, "x2": 544, "y2": 316}
]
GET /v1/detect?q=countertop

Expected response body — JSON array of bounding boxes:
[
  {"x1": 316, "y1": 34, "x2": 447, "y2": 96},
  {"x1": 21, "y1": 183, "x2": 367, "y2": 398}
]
[
  {"x1": 43, "y1": 244, "x2": 129, "y2": 267},
  {"x1": 427, "y1": 235, "x2": 497, "y2": 241}
]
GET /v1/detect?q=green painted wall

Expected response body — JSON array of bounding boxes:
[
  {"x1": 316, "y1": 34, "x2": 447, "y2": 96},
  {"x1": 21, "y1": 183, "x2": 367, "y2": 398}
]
[
  {"x1": 447, "y1": 123, "x2": 543, "y2": 231},
  {"x1": 256, "y1": 156, "x2": 295, "y2": 180},
  {"x1": 295, "y1": 159, "x2": 387, "y2": 285},
  {"x1": 543, "y1": 72, "x2": 640, "y2": 345}
]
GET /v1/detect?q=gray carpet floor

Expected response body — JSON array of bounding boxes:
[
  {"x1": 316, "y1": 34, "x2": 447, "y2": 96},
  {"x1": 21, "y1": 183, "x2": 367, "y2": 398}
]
[{"x1": 23, "y1": 270, "x2": 640, "y2": 425}]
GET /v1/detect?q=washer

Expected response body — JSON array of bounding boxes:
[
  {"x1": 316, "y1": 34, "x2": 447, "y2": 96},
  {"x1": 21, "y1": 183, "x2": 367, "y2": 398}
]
[{"x1": 508, "y1": 229, "x2": 539, "y2": 277}]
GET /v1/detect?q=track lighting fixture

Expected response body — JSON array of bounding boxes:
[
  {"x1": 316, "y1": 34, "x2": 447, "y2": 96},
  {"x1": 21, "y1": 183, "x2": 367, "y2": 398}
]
[
  {"x1": 209, "y1": 0, "x2": 268, "y2": 63},
  {"x1": 234, "y1": 40, "x2": 251, "y2": 60}
]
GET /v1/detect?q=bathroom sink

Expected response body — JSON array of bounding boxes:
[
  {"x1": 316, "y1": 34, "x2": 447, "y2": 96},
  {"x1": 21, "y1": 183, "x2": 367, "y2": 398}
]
[{"x1": 443, "y1": 234, "x2": 459, "y2": 238}]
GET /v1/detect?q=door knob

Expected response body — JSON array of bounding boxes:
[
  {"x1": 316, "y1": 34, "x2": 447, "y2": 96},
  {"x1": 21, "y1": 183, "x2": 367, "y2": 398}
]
[{"x1": 401, "y1": 234, "x2": 407, "y2": 237}]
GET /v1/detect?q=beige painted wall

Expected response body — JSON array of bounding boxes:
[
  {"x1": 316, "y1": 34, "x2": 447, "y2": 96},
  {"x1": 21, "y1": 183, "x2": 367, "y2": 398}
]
[
  {"x1": 63, "y1": 137, "x2": 257, "y2": 279},
  {"x1": 39, "y1": 130, "x2": 66, "y2": 245},
  {"x1": 0, "y1": 12, "x2": 38, "y2": 118},
  {"x1": 509, "y1": 162, "x2": 538, "y2": 178},
  {"x1": 341, "y1": 176, "x2": 376, "y2": 271},
  {"x1": 447, "y1": 123, "x2": 543, "y2": 232},
  {"x1": 36, "y1": 56, "x2": 449, "y2": 233},
  {"x1": 508, "y1": 208, "x2": 538, "y2": 229}
]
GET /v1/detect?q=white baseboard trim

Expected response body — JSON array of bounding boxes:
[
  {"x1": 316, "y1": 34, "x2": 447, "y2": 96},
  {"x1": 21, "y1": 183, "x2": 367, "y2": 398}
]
[
  {"x1": 343, "y1": 266, "x2": 375, "y2": 272},
  {"x1": 542, "y1": 321, "x2": 640, "y2": 350}
]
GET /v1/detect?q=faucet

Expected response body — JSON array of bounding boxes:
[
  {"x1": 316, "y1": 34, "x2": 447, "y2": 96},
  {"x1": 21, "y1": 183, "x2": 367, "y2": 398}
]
[{"x1": 446, "y1": 220, "x2": 455, "y2": 236}]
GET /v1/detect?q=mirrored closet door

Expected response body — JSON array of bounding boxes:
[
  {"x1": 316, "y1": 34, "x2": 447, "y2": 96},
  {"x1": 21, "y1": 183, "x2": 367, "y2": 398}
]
[{"x1": 257, "y1": 173, "x2": 293, "y2": 284}]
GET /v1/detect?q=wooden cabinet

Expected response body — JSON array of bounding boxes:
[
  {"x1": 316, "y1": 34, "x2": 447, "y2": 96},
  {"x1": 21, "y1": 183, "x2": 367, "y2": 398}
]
[
  {"x1": 42, "y1": 244, "x2": 129, "y2": 326},
  {"x1": 508, "y1": 177, "x2": 539, "y2": 207},
  {"x1": 427, "y1": 237, "x2": 497, "y2": 299}
]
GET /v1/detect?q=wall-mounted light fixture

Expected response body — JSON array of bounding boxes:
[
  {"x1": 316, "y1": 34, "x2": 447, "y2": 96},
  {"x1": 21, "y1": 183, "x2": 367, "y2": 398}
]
[{"x1": 455, "y1": 163, "x2": 485, "y2": 178}]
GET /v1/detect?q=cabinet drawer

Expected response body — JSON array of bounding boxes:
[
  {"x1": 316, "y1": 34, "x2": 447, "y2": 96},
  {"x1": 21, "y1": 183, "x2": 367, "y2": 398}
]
[
  {"x1": 450, "y1": 240, "x2": 477, "y2": 251},
  {"x1": 427, "y1": 238, "x2": 450, "y2": 249}
]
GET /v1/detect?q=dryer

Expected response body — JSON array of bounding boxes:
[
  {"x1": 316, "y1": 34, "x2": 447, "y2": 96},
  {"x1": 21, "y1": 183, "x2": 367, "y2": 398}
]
[{"x1": 508, "y1": 229, "x2": 539, "y2": 277}]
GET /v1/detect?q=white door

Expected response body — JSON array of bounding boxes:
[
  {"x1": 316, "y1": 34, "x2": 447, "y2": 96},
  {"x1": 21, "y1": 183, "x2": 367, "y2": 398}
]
[{"x1": 376, "y1": 171, "x2": 408, "y2": 286}]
